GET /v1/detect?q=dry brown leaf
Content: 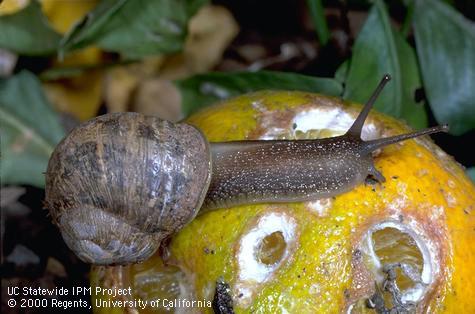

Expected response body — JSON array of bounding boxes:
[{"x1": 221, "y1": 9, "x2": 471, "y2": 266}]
[
  {"x1": 45, "y1": 257, "x2": 67, "y2": 278},
  {"x1": 43, "y1": 69, "x2": 103, "y2": 121},
  {"x1": 103, "y1": 67, "x2": 140, "y2": 113},
  {"x1": 42, "y1": 45, "x2": 104, "y2": 121},
  {"x1": 104, "y1": 56, "x2": 164, "y2": 113},
  {"x1": 133, "y1": 78, "x2": 182, "y2": 122},
  {"x1": 160, "y1": 5, "x2": 239, "y2": 80},
  {"x1": 0, "y1": 186, "x2": 29, "y2": 217},
  {"x1": 0, "y1": 186, "x2": 25, "y2": 208},
  {"x1": 184, "y1": 5, "x2": 239, "y2": 73}
]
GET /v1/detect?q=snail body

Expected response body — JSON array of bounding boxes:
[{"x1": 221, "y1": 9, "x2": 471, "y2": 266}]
[
  {"x1": 205, "y1": 137, "x2": 371, "y2": 209},
  {"x1": 45, "y1": 75, "x2": 448, "y2": 265}
]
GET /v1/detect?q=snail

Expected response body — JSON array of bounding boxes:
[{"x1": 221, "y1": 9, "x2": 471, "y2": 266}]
[{"x1": 45, "y1": 74, "x2": 448, "y2": 265}]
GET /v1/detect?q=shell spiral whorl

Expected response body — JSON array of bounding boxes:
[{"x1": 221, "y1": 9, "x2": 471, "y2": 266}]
[{"x1": 45, "y1": 112, "x2": 211, "y2": 265}]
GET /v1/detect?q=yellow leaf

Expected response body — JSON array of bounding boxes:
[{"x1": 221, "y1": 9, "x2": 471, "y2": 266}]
[
  {"x1": 41, "y1": 0, "x2": 98, "y2": 34},
  {"x1": 42, "y1": 44, "x2": 103, "y2": 121},
  {"x1": 0, "y1": 0, "x2": 29, "y2": 15},
  {"x1": 159, "y1": 5, "x2": 239, "y2": 80},
  {"x1": 43, "y1": 69, "x2": 103, "y2": 121},
  {"x1": 184, "y1": 5, "x2": 239, "y2": 73},
  {"x1": 134, "y1": 78, "x2": 182, "y2": 122},
  {"x1": 55, "y1": 46, "x2": 102, "y2": 67},
  {"x1": 103, "y1": 56, "x2": 164, "y2": 113}
]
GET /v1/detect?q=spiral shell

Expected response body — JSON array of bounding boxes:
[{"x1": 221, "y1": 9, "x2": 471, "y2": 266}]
[{"x1": 45, "y1": 112, "x2": 211, "y2": 265}]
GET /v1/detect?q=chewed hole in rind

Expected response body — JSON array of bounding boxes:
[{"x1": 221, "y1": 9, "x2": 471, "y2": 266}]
[
  {"x1": 372, "y1": 228, "x2": 423, "y2": 291},
  {"x1": 129, "y1": 260, "x2": 195, "y2": 312},
  {"x1": 360, "y1": 221, "x2": 436, "y2": 306},
  {"x1": 234, "y1": 211, "x2": 298, "y2": 308},
  {"x1": 257, "y1": 106, "x2": 383, "y2": 141},
  {"x1": 255, "y1": 231, "x2": 287, "y2": 265},
  {"x1": 291, "y1": 108, "x2": 381, "y2": 141}
]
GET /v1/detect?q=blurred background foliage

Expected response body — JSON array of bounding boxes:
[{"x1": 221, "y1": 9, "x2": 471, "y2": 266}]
[{"x1": 0, "y1": 0, "x2": 474, "y2": 310}]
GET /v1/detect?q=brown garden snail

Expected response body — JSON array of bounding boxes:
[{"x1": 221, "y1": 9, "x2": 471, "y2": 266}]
[{"x1": 45, "y1": 75, "x2": 448, "y2": 265}]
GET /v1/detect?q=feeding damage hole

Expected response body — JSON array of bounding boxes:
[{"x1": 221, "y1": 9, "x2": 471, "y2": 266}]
[
  {"x1": 234, "y1": 211, "x2": 298, "y2": 307},
  {"x1": 236, "y1": 212, "x2": 297, "y2": 283},
  {"x1": 255, "y1": 231, "x2": 287, "y2": 265},
  {"x1": 130, "y1": 260, "x2": 194, "y2": 312},
  {"x1": 357, "y1": 221, "x2": 435, "y2": 313}
]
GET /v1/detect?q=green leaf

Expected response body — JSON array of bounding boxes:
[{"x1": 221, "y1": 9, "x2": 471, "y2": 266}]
[
  {"x1": 340, "y1": 0, "x2": 427, "y2": 129},
  {"x1": 467, "y1": 167, "x2": 475, "y2": 183},
  {"x1": 400, "y1": 0, "x2": 415, "y2": 37},
  {"x1": 394, "y1": 31, "x2": 428, "y2": 129},
  {"x1": 175, "y1": 71, "x2": 343, "y2": 116},
  {"x1": 335, "y1": 60, "x2": 349, "y2": 85},
  {"x1": 40, "y1": 67, "x2": 86, "y2": 81},
  {"x1": 413, "y1": 0, "x2": 475, "y2": 135},
  {"x1": 40, "y1": 60, "x2": 132, "y2": 81},
  {"x1": 60, "y1": 0, "x2": 208, "y2": 59},
  {"x1": 306, "y1": 0, "x2": 330, "y2": 45},
  {"x1": 0, "y1": 71, "x2": 65, "y2": 187},
  {"x1": 0, "y1": 0, "x2": 61, "y2": 55}
]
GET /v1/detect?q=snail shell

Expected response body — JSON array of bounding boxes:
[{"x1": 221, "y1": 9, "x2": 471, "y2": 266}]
[{"x1": 45, "y1": 112, "x2": 211, "y2": 264}]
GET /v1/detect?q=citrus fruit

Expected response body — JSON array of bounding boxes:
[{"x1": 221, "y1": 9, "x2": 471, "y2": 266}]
[{"x1": 91, "y1": 91, "x2": 475, "y2": 313}]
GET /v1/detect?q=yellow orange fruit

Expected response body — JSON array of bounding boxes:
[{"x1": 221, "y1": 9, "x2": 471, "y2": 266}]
[{"x1": 91, "y1": 91, "x2": 475, "y2": 313}]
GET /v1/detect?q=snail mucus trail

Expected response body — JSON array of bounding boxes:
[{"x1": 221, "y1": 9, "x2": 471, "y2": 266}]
[{"x1": 45, "y1": 74, "x2": 448, "y2": 265}]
